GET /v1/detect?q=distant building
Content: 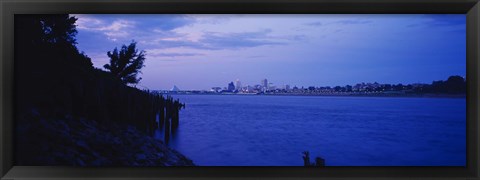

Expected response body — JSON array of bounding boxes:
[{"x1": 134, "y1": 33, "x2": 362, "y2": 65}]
[
  {"x1": 245, "y1": 85, "x2": 254, "y2": 92},
  {"x1": 285, "y1": 85, "x2": 291, "y2": 91},
  {"x1": 235, "y1": 79, "x2": 242, "y2": 91},
  {"x1": 261, "y1": 79, "x2": 268, "y2": 89},
  {"x1": 253, "y1": 84, "x2": 262, "y2": 91},
  {"x1": 268, "y1": 83, "x2": 276, "y2": 91},
  {"x1": 171, "y1": 85, "x2": 180, "y2": 92},
  {"x1": 211, "y1": 87, "x2": 222, "y2": 92},
  {"x1": 228, "y1": 82, "x2": 236, "y2": 92}
]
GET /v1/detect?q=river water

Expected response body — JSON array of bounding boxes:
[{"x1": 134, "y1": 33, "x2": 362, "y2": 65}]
[{"x1": 154, "y1": 95, "x2": 466, "y2": 166}]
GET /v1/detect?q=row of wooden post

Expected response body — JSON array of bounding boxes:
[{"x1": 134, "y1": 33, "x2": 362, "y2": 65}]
[
  {"x1": 157, "y1": 95, "x2": 184, "y2": 144},
  {"x1": 302, "y1": 151, "x2": 325, "y2": 167},
  {"x1": 137, "y1": 91, "x2": 184, "y2": 145}
]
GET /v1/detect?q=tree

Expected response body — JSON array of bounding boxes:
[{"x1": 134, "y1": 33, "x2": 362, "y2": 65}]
[
  {"x1": 445, "y1": 76, "x2": 466, "y2": 94},
  {"x1": 345, "y1": 85, "x2": 353, "y2": 92},
  {"x1": 104, "y1": 41, "x2": 146, "y2": 85},
  {"x1": 334, "y1": 86, "x2": 342, "y2": 92},
  {"x1": 40, "y1": 15, "x2": 78, "y2": 45},
  {"x1": 16, "y1": 15, "x2": 78, "y2": 47}
]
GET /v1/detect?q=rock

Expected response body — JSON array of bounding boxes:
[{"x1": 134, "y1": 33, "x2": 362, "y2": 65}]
[
  {"x1": 136, "y1": 154, "x2": 146, "y2": 161},
  {"x1": 76, "y1": 159, "x2": 86, "y2": 166},
  {"x1": 15, "y1": 113, "x2": 195, "y2": 166}
]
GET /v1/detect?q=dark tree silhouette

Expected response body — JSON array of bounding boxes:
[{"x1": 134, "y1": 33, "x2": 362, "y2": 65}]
[
  {"x1": 104, "y1": 41, "x2": 146, "y2": 85},
  {"x1": 40, "y1": 15, "x2": 78, "y2": 45},
  {"x1": 445, "y1": 75, "x2": 466, "y2": 93},
  {"x1": 16, "y1": 15, "x2": 188, "y2": 166}
]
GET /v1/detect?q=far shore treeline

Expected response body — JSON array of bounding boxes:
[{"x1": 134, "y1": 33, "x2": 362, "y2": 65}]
[
  {"x1": 171, "y1": 75, "x2": 466, "y2": 97},
  {"x1": 15, "y1": 15, "x2": 182, "y2": 148}
]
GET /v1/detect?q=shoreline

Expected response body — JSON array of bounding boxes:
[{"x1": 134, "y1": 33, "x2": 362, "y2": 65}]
[
  {"x1": 16, "y1": 111, "x2": 195, "y2": 166},
  {"x1": 161, "y1": 92, "x2": 466, "y2": 99}
]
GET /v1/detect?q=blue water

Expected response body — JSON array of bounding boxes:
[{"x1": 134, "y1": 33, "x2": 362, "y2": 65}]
[{"x1": 154, "y1": 95, "x2": 466, "y2": 166}]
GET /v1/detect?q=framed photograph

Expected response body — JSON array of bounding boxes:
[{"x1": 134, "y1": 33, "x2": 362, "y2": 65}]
[{"x1": 1, "y1": 0, "x2": 479, "y2": 179}]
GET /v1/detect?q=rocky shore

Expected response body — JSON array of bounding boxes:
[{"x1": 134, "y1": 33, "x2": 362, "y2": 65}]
[{"x1": 16, "y1": 110, "x2": 194, "y2": 166}]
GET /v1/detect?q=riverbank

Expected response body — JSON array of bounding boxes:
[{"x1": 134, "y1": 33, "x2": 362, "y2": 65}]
[
  {"x1": 262, "y1": 93, "x2": 466, "y2": 98},
  {"x1": 16, "y1": 110, "x2": 194, "y2": 166},
  {"x1": 161, "y1": 92, "x2": 466, "y2": 99}
]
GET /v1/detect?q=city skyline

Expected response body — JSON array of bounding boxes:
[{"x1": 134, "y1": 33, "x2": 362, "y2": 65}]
[
  {"x1": 162, "y1": 75, "x2": 464, "y2": 91},
  {"x1": 74, "y1": 14, "x2": 466, "y2": 90}
]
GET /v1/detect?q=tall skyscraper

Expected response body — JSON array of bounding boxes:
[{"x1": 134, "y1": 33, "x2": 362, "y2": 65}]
[
  {"x1": 235, "y1": 79, "x2": 242, "y2": 91},
  {"x1": 261, "y1": 79, "x2": 268, "y2": 89},
  {"x1": 228, "y1": 82, "x2": 235, "y2": 92}
]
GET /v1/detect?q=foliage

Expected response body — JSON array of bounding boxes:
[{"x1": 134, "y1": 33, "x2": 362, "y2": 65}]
[
  {"x1": 104, "y1": 41, "x2": 146, "y2": 85},
  {"x1": 39, "y1": 15, "x2": 78, "y2": 45},
  {"x1": 15, "y1": 15, "x2": 179, "y2": 135},
  {"x1": 15, "y1": 14, "x2": 187, "y2": 166},
  {"x1": 414, "y1": 75, "x2": 466, "y2": 94}
]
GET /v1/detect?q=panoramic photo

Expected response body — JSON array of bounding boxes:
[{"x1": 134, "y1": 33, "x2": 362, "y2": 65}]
[{"x1": 15, "y1": 14, "x2": 466, "y2": 166}]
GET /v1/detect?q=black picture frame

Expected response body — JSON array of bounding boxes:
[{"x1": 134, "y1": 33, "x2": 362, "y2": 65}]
[{"x1": 1, "y1": 0, "x2": 479, "y2": 179}]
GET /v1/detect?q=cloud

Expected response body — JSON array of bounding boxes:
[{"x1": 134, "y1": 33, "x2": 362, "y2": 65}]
[
  {"x1": 246, "y1": 55, "x2": 266, "y2": 59},
  {"x1": 332, "y1": 19, "x2": 372, "y2": 25},
  {"x1": 406, "y1": 14, "x2": 465, "y2": 28},
  {"x1": 74, "y1": 16, "x2": 134, "y2": 41},
  {"x1": 75, "y1": 15, "x2": 102, "y2": 27},
  {"x1": 192, "y1": 15, "x2": 230, "y2": 25},
  {"x1": 140, "y1": 29, "x2": 290, "y2": 50},
  {"x1": 197, "y1": 29, "x2": 287, "y2": 50},
  {"x1": 306, "y1": 19, "x2": 372, "y2": 27},
  {"x1": 305, "y1": 22, "x2": 323, "y2": 26},
  {"x1": 142, "y1": 39, "x2": 204, "y2": 49},
  {"x1": 73, "y1": 14, "x2": 195, "y2": 42},
  {"x1": 289, "y1": 35, "x2": 308, "y2": 41},
  {"x1": 144, "y1": 15, "x2": 196, "y2": 31},
  {"x1": 148, "y1": 52, "x2": 205, "y2": 58},
  {"x1": 98, "y1": 20, "x2": 133, "y2": 31},
  {"x1": 74, "y1": 14, "x2": 306, "y2": 62}
]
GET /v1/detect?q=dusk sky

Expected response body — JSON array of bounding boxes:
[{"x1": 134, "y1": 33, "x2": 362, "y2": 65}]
[{"x1": 73, "y1": 14, "x2": 466, "y2": 91}]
